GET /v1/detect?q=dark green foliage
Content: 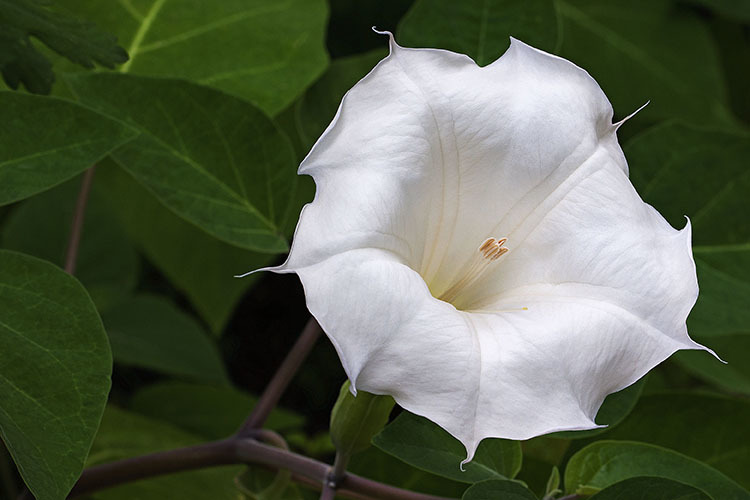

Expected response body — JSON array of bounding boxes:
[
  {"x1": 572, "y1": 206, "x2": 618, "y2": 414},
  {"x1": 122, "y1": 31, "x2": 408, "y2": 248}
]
[{"x1": 0, "y1": 0, "x2": 127, "y2": 93}]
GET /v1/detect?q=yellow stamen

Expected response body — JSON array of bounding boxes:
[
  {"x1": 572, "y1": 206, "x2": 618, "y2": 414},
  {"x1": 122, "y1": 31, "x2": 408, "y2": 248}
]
[{"x1": 438, "y1": 237, "x2": 508, "y2": 304}]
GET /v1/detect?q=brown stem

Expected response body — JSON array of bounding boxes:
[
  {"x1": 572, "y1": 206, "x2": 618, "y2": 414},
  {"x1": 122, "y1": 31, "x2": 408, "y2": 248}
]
[
  {"x1": 68, "y1": 437, "x2": 454, "y2": 500},
  {"x1": 237, "y1": 317, "x2": 323, "y2": 433},
  {"x1": 64, "y1": 167, "x2": 97, "y2": 274}
]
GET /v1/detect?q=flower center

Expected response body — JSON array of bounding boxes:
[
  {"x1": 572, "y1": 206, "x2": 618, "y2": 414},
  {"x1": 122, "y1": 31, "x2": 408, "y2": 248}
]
[{"x1": 437, "y1": 237, "x2": 508, "y2": 305}]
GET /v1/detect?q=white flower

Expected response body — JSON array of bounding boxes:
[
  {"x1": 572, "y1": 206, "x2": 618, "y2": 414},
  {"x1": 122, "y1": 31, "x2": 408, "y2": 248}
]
[{"x1": 258, "y1": 34, "x2": 715, "y2": 462}]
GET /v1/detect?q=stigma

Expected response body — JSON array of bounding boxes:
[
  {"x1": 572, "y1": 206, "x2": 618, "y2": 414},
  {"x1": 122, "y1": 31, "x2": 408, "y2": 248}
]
[{"x1": 438, "y1": 237, "x2": 508, "y2": 305}]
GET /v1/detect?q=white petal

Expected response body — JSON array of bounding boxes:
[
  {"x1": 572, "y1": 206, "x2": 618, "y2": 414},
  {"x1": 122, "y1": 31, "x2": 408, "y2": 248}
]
[{"x1": 292, "y1": 248, "x2": 484, "y2": 453}]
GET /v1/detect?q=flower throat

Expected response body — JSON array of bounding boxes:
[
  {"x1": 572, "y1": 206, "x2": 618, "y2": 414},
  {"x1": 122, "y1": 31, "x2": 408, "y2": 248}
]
[{"x1": 438, "y1": 237, "x2": 508, "y2": 305}]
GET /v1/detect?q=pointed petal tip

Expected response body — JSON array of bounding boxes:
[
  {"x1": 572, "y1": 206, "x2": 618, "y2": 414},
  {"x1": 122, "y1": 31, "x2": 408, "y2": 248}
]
[
  {"x1": 614, "y1": 100, "x2": 649, "y2": 130},
  {"x1": 371, "y1": 27, "x2": 398, "y2": 53},
  {"x1": 234, "y1": 264, "x2": 289, "y2": 278}
]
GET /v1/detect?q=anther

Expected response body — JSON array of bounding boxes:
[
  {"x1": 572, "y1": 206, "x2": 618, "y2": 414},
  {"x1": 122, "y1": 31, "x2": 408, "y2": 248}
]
[{"x1": 438, "y1": 236, "x2": 509, "y2": 305}]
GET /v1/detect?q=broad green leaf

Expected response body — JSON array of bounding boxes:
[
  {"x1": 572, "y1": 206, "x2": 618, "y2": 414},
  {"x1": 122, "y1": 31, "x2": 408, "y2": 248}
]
[
  {"x1": 54, "y1": 0, "x2": 328, "y2": 115},
  {"x1": 397, "y1": 0, "x2": 559, "y2": 65},
  {"x1": 0, "y1": 0, "x2": 127, "y2": 93},
  {"x1": 373, "y1": 411, "x2": 522, "y2": 483},
  {"x1": 596, "y1": 393, "x2": 750, "y2": 490},
  {"x1": 555, "y1": 0, "x2": 731, "y2": 127},
  {"x1": 625, "y1": 123, "x2": 750, "y2": 391},
  {"x1": 0, "y1": 92, "x2": 135, "y2": 205},
  {"x1": 86, "y1": 406, "x2": 241, "y2": 500},
  {"x1": 330, "y1": 381, "x2": 394, "y2": 457},
  {"x1": 564, "y1": 441, "x2": 750, "y2": 500},
  {"x1": 94, "y1": 160, "x2": 272, "y2": 333},
  {"x1": 103, "y1": 295, "x2": 228, "y2": 384},
  {"x1": 348, "y1": 447, "x2": 467, "y2": 497},
  {"x1": 0, "y1": 250, "x2": 111, "y2": 500},
  {"x1": 1, "y1": 178, "x2": 138, "y2": 312},
  {"x1": 589, "y1": 477, "x2": 711, "y2": 500},
  {"x1": 66, "y1": 73, "x2": 298, "y2": 253},
  {"x1": 551, "y1": 376, "x2": 647, "y2": 439},
  {"x1": 129, "y1": 381, "x2": 304, "y2": 439},
  {"x1": 462, "y1": 480, "x2": 538, "y2": 500}
]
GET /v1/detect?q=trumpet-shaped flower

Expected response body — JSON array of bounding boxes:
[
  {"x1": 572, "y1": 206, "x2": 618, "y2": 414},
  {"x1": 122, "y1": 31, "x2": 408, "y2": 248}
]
[{"x1": 261, "y1": 34, "x2": 714, "y2": 461}]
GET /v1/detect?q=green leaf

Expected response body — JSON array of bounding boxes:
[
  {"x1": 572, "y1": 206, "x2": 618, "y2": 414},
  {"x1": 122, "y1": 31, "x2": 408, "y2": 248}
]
[
  {"x1": 103, "y1": 294, "x2": 229, "y2": 384},
  {"x1": 589, "y1": 477, "x2": 711, "y2": 500},
  {"x1": 1, "y1": 178, "x2": 138, "y2": 312},
  {"x1": 555, "y1": 0, "x2": 731, "y2": 126},
  {"x1": 564, "y1": 441, "x2": 750, "y2": 500},
  {"x1": 625, "y1": 122, "x2": 750, "y2": 392},
  {"x1": 0, "y1": 92, "x2": 135, "y2": 206},
  {"x1": 0, "y1": 250, "x2": 111, "y2": 500},
  {"x1": 86, "y1": 406, "x2": 241, "y2": 500},
  {"x1": 348, "y1": 447, "x2": 468, "y2": 497},
  {"x1": 129, "y1": 381, "x2": 304, "y2": 439},
  {"x1": 0, "y1": 0, "x2": 127, "y2": 93},
  {"x1": 685, "y1": 0, "x2": 750, "y2": 22},
  {"x1": 94, "y1": 160, "x2": 272, "y2": 334},
  {"x1": 373, "y1": 411, "x2": 522, "y2": 483},
  {"x1": 397, "y1": 0, "x2": 559, "y2": 65},
  {"x1": 329, "y1": 380, "x2": 394, "y2": 457},
  {"x1": 462, "y1": 480, "x2": 538, "y2": 500},
  {"x1": 66, "y1": 73, "x2": 298, "y2": 253},
  {"x1": 550, "y1": 376, "x2": 647, "y2": 439},
  {"x1": 54, "y1": 0, "x2": 328, "y2": 115},
  {"x1": 594, "y1": 393, "x2": 750, "y2": 490}
]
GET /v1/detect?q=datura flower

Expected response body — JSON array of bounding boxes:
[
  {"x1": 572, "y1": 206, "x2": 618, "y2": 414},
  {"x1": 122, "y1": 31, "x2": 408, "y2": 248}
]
[{"x1": 254, "y1": 34, "x2": 715, "y2": 462}]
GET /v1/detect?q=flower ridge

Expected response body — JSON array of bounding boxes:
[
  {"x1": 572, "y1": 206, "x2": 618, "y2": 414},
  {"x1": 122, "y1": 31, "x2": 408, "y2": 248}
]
[{"x1": 249, "y1": 33, "x2": 715, "y2": 462}]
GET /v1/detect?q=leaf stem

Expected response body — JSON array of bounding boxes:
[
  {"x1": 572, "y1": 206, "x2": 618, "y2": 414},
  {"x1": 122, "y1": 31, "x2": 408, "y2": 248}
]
[
  {"x1": 237, "y1": 317, "x2": 322, "y2": 433},
  {"x1": 64, "y1": 166, "x2": 97, "y2": 274},
  {"x1": 68, "y1": 437, "x2": 454, "y2": 500}
]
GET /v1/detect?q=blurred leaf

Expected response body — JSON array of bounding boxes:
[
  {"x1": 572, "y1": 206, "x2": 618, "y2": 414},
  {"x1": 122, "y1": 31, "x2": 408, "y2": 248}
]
[
  {"x1": 675, "y1": 336, "x2": 750, "y2": 394},
  {"x1": 0, "y1": 250, "x2": 111, "y2": 500},
  {"x1": 129, "y1": 381, "x2": 304, "y2": 439},
  {"x1": 555, "y1": 0, "x2": 731, "y2": 127},
  {"x1": 66, "y1": 73, "x2": 298, "y2": 253},
  {"x1": 462, "y1": 480, "x2": 537, "y2": 500},
  {"x1": 0, "y1": 92, "x2": 135, "y2": 206},
  {"x1": 685, "y1": 0, "x2": 750, "y2": 22},
  {"x1": 0, "y1": 0, "x2": 127, "y2": 93},
  {"x1": 550, "y1": 376, "x2": 647, "y2": 439},
  {"x1": 626, "y1": 122, "x2": 750, "y2": 392},
  {"x1": 1, "y1": 178, "x2": 138, "y2": 312},
  {"x1": 589, "y1": 477, "x2": 711, "y2": 500},
  {"x1": 54, "y1": 0, "x2": 328, "y2": 115},
  {"x1": 327, "y1": 0, "x2": 414, "y2": 57},
  {"x1": 595, "y1": 393, "x2": 750, "y2": 490},
  {"x1": 103, "y1": 294, "x2": 229, "y2": 384},
  {"x1": 87, "y1": 406, "x2": 240, "y2": 500},
  {"x1": 95, "y1": 161, "x2": 271, "y2": 334},
  {"x1": 397, "y1": 0, "x2": 559, "y2": 64},
  {"x1": 330, "y1": 381, "x2": 394, "y2": 457},
  {"x1": 564, "y1": 441, "x2": 750, "y2": 499},
  {"x1": 348, "y1": 447, "x2": 467, "y2": 497},
  {"x1": 373, "y1": 411, "x2": 522, "y2": 483}
]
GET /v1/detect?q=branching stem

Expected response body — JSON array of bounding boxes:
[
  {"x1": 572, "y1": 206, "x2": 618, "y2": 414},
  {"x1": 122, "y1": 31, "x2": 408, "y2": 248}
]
[
  {"x1": 69, "y1": 437, "x2": 452, "y2": 500},
  {"x1": 64, "y1": 166, "x2": 97, "y2": 275},
  {"x1": 237, "y1": 317, "x2": 322, "y2": 433}
]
